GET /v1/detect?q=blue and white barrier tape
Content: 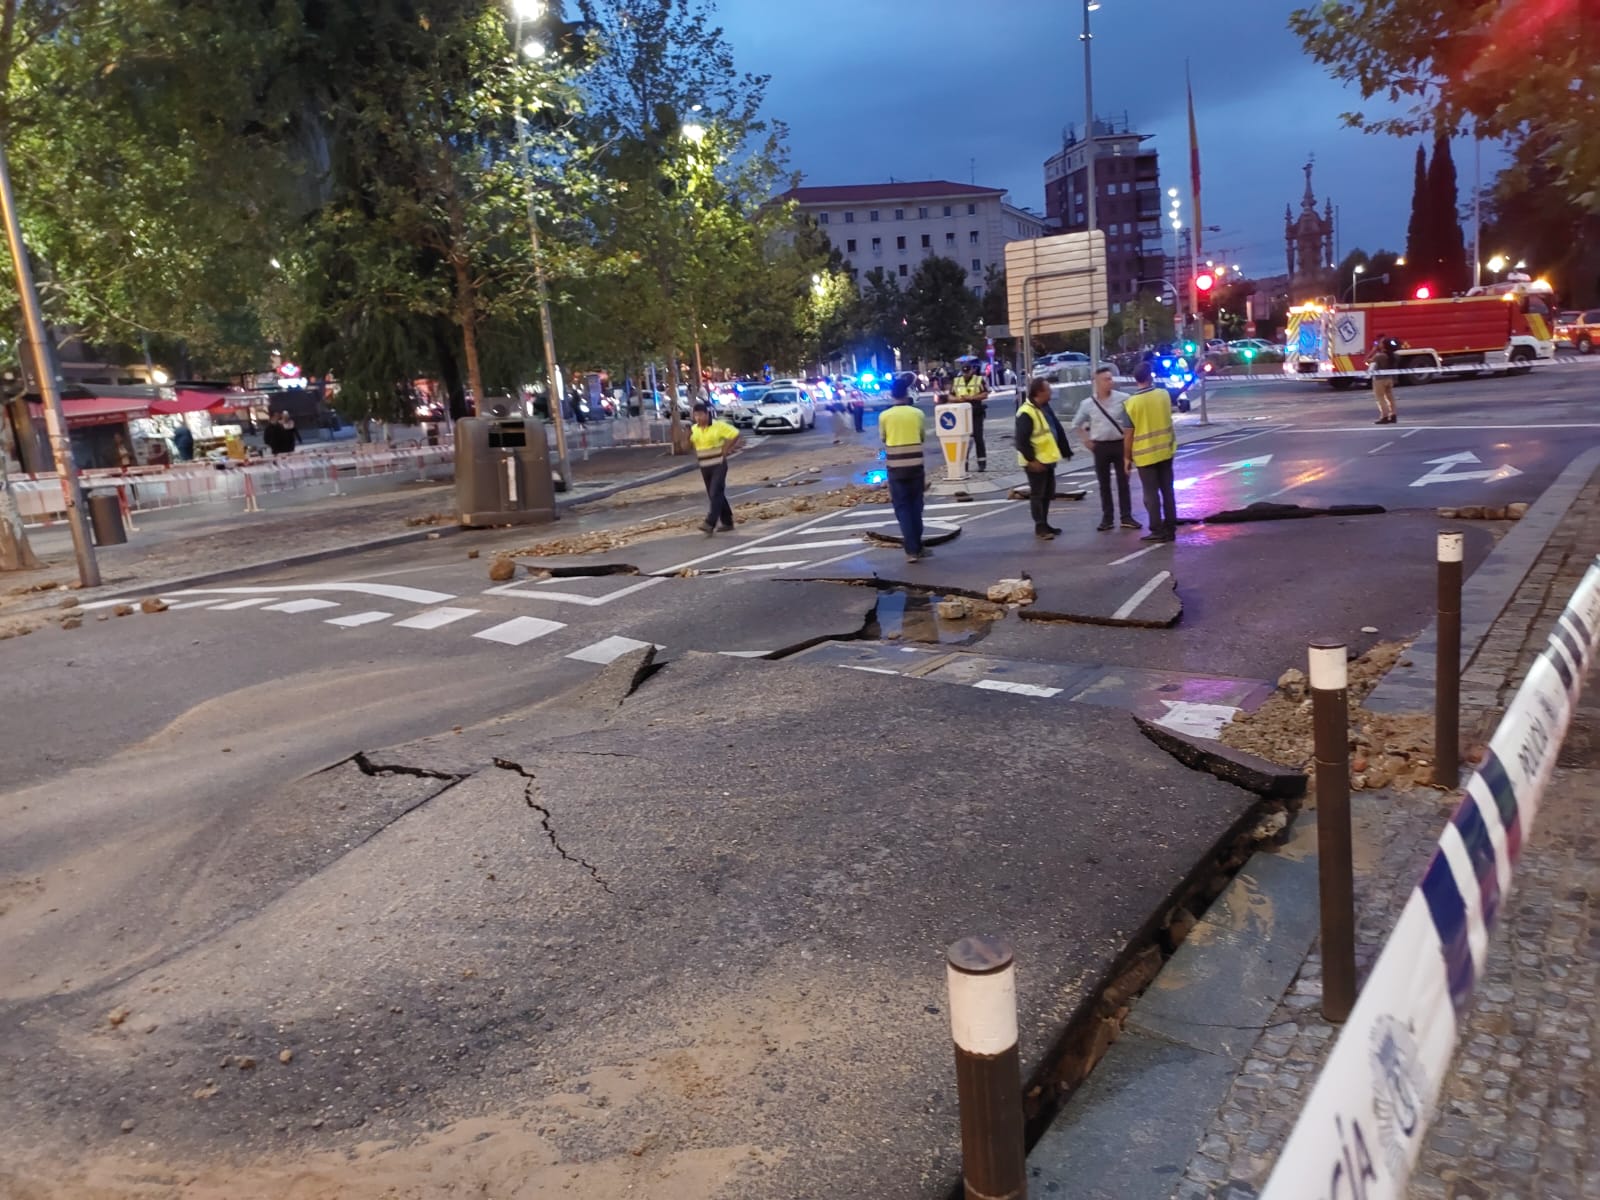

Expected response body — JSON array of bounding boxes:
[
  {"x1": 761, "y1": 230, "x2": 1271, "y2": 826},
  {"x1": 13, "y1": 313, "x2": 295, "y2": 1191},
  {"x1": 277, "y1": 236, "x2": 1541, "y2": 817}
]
[{"x1": 1260, "y1": 555, "x2": 1600, "y2": 1200}]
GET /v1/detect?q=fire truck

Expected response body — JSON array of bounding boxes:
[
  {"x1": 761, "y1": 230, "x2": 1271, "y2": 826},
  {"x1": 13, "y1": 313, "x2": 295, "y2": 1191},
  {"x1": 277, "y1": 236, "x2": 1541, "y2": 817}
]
[{"x1": 1283, "y1": 279, "x2": 1558, "y2": 388}]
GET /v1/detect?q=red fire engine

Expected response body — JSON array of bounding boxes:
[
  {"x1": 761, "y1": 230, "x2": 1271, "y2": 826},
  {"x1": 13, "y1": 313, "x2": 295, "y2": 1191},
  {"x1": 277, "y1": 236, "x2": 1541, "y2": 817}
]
[{"x1": 1284, "y1": 279, "x2": 1558, "y2": 388}]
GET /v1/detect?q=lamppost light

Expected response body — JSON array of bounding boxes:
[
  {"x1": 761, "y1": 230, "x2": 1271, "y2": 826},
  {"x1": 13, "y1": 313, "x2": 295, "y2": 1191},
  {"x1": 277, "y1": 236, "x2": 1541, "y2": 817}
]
[
  {"x1": 513, "y1": 0, "x2": 545, "y2": 19},
  {"x1": 521, "y1": 38, "x2": 545, "y2": 58},
  {"x1": 681, "y1": 122, "x2": 706, "y2": 143},
  {"x1": 1353, "y1": 263, "x2": 1365, "y2": 275},
  {"x1": 1487, "y1": 254, "x2": 1507, "y2": 273}
]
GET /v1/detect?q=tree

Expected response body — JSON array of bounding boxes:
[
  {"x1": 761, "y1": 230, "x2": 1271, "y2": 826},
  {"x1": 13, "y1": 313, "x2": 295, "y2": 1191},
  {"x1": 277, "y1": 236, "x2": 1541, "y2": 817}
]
[
  {"x1": 1425, "y1": 133, "x2": 1468, "y2": 295},
  {"x1": 1404, "y1": 143, "x2": 1429, "y2": 285},
  {"x1": 846, "y1": 267, "x2": 907, "y2": 373},
  {"x1": 1289, "y1": 2, "x2": 1600, "y2": 213},
  {"x1": 1480, "y1": 135, "x2": 1600, "y2": 308},
  {"x1": 904, "y1": 256, "x2": 979, "y2": 365},
  {"x1": 1105, "y1": 292, "x2": 1175, "y2": 350}
]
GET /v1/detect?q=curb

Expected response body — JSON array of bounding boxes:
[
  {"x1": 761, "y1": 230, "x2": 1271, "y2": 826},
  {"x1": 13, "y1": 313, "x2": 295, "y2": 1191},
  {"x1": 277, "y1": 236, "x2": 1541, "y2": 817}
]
[
  {"x1": 557, "y1": 460, "x2": 697, "y2": 509},
  {"x1": 1133, "y1": 715, "x2": 1307, "y2": 799},
  {"x1": 1366, "y1": 442, "x2": 1600, "y2": 713}
]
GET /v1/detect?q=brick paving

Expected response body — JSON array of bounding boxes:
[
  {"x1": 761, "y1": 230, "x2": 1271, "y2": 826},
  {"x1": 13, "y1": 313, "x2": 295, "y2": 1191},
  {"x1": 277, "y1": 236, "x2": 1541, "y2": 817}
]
[{"x1": 1171, "y1": 472, "x2": 1600, "y2": 1200}]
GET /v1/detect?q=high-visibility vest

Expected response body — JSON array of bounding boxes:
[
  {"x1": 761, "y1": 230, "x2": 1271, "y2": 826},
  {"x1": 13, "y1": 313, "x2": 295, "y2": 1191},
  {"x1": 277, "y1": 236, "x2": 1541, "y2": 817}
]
[
  {"x1": 879, "y1": 404, "x2": 926, "y2": 471},
  {"x1": 1015, "y1": 403, "x2": 1062, "y2": 467},
  {"x1": 953, "y1": 375, "x2": 983, "y2": 399},
  {"x1": 1125, "y1": 390, "x2": 1176, "y2": 466},
  {"x1": 689, "y1": 419, "x2": 738, "y2": 466}
]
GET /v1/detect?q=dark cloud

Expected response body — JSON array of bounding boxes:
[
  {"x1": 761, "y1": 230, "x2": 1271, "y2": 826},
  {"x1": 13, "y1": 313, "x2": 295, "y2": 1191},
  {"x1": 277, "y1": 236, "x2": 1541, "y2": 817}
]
[{"x1": 715, "y1": 0, "x2": 1488, "y2": 278}]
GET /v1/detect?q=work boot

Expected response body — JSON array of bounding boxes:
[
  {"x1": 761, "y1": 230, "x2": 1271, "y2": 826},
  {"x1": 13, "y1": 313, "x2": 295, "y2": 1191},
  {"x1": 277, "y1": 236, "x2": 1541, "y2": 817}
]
[
  {"x1": 1096, "y1": 520, "x2": 1113, "y2": 532},
  {"x1": 1121, "y1": 517, "x2": 1142, "y2": 530},
  {"x1": 699, "y1": 522, "x2": 715, "y2": 536},
  {"x1": 1046, "y1": 525, "x2": 1063, "y2": 535},
  {"x1": 977, "y1": 459, "x2": 987, "y2": 472},
  {"x1": 1034, "y1": 526, "x2": 1056, "y2": 540}
]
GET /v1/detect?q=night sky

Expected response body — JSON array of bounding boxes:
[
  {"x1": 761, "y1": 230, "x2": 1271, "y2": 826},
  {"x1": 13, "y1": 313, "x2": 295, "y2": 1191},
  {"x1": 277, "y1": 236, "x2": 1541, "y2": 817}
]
[{"x1": 716, "y1": 0, "x2": 1485, "y2": 279}]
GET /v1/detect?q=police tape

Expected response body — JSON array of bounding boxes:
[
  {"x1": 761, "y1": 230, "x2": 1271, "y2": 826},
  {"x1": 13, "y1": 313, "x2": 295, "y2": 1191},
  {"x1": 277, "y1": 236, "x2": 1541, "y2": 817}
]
[{"x1": 1260, "y1": 555, "x2": 1600, "y2": 1200}]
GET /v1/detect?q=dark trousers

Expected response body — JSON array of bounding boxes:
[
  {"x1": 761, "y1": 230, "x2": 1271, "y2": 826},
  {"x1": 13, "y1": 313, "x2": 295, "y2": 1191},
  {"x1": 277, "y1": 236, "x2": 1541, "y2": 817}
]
[
  {"x1": 1092, "y1": 440, "x2": 1134, "y2": 522},
  {"x1": 965, "y1": 405, "x2": 987, "y2": 467},
  {"x1": 701, "y1": 461, "x2": 733, "y2": 528},
  {"x1": 1027, "y1": 463, "x2": 1056, "y2": 529},
  {"x1": 1137, "y1": 457, "x2": 1178, "y2": 537},
  {"x1": 851, "y1": 405, "x2": 864, "y2": 432},
  {"x1": 888, "y1": 468, "x2": 925, "y2": 555}
]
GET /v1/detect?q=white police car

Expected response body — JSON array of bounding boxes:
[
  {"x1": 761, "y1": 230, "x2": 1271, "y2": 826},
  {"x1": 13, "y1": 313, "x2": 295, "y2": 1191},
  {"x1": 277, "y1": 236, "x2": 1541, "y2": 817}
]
[{"x1": 750, "y1": 386, "x2": 815, "y2": 433}]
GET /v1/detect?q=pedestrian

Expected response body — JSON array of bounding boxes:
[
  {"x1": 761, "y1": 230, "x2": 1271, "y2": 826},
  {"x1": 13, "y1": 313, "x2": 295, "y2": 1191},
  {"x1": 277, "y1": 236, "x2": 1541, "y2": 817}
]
[
  {"x1": 830, "y1": 391, "x2": 853, "y2": 444},
  {"x1": 880, "y1": 376, "x2": 929, "y2": 563},
  {"x1": 172, "y1": 423, "x2": 195, "y2": 462},
  {"x1": 1071, "y1": 365, "x2": 1140, "y2": 532},
  {"x1": 688, "y1": 402, "x2": 740, "y2": 535},
  {"x1": 1369, "y1": 334, "x2": 1398, "y2": 424},
  {"x1": 1123, "y1": 362, "x2": 1178, "y2": 543},
  {"x1": 952, "y1": 361, "x2": 989, "y2": 471},
  {"x1": 1015, "y1": 377, "x2": 1069, "y2": 539},
  {"x1": 280, "y1": 412, "x2": 301, "y2": 448}
]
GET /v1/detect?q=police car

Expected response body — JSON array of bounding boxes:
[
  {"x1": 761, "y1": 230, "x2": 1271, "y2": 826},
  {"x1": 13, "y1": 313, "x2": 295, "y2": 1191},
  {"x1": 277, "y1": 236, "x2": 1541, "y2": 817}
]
[{"x1": 749, "y1": 385, "x2": 815, "y2": 432}]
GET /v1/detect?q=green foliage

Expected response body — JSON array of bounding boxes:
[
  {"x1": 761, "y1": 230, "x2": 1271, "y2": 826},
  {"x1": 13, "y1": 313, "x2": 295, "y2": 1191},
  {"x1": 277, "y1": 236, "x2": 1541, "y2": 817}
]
[
  {"x1": 1480, "y1": 134, "x2": 1600, "y2": 308},
  {"x1": 1289, "y1": 0, "x2": 1600, "y2": 212},
  {"x1": 904, "y1": 255, "x2": 979, "y2": 365}
]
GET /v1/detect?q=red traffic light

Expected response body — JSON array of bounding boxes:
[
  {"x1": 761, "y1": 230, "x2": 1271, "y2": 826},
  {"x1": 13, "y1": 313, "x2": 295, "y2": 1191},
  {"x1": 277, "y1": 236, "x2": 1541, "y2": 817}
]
[
  {"x1": 1195, "y1": 272, "x2": 1215, "y2": 293},
  {"x1": 1414, "y1": 285, "x2": 1432, "y2": 299}
]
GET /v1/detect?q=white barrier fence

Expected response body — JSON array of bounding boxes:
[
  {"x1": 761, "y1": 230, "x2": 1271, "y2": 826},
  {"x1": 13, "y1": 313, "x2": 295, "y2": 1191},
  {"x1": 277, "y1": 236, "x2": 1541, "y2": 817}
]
[
  {"x1": 12, "y1": 442, "x2": 455, "y2": 527},
  {"x1": 1261, "y1": 555, "x2": 1600, "y2": 1200}
]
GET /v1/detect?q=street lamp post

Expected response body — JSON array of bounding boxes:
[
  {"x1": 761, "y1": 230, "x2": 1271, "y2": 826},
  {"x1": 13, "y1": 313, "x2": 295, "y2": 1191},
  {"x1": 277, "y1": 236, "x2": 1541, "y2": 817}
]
[
  {"x1": 1082, "y1": 0, "x2": 1102, "y2": 371},
  {"x1": 0, "y1": 137, "x2": 98, "y2": 585},
  {"x1": 513, "y1": 0, "x2": 571, "y2": 491},
  {"x1": 1350, "y1": 262, "x2": 1366, "y2": 302}
]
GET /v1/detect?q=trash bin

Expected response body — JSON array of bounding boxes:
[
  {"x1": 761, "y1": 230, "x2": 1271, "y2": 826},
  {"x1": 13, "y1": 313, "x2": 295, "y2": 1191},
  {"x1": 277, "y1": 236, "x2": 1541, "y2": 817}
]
[
  {"x1": 87, "y1": 490, "x2": 127, "y2": 546},
  {"x1": 455, "y1": 417, "x2": 558, "y2": 528}
]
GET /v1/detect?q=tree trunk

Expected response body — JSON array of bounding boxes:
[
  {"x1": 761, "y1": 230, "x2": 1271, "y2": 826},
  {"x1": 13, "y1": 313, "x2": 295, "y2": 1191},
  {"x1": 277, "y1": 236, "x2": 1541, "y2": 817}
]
[
  {"x1": 668, "y1": 350, "x2": 684, "y2": 454},
  {"x1": 452, "y1": 255, "x2": 486, "y2": 413}
]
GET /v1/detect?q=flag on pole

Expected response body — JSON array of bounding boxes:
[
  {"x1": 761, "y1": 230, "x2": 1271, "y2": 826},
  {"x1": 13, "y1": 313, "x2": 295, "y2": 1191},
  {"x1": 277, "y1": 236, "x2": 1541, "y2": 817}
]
[{"x1": 1187, "y1": 64, "x2": 1202, "y2": 257}]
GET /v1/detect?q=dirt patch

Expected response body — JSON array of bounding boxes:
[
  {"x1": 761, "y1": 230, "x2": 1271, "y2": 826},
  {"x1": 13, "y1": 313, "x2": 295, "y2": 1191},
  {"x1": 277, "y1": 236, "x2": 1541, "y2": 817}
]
[
  {"x1": 401, "y1": 512, "x2": 453, "y2": 527},
  {"x1": 1219, "y1": 640, "x2": 1446, "y2": 793},
  {"x1": 509, "y1": 484, "x2": 890, "y2": 558}
]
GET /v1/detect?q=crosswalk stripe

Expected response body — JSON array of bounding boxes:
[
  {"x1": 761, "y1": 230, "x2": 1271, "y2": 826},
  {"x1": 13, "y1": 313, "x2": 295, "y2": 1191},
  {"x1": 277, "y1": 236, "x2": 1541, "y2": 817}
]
[
  {"x1": 162, "y1": 598, "x2": 229, "y2": 610},
  {"x1": 327, "y1": 610, "x2": 393, "y2": 628},
  {"x1": 473, "y1": 615, "x2": 566, "y2": 645},
  {"x1": 566, "y1": 635, "x2": 658, "y2": 664},
  {"x1": 209, "y1": 597, "x2": 276, "y2": 611},
  {"x1": 972, "y1": 679, "x2": 1063, "y2": 698},
  {"x1": 732, "y1": 538, "x2": 862, "y2": 556},
  {"x1": 394, "y1": 606, "x2": 479, "y2": 630},
  {"x1": 262, "y1": 598, "x2": 340, "y2": 614}
]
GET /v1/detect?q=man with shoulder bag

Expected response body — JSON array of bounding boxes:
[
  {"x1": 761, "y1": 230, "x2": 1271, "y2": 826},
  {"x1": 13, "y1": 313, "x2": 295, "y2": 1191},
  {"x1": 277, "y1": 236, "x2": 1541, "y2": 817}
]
[{"x1": 1071, "y1": 365, "x2": 1140, "y2": 532}]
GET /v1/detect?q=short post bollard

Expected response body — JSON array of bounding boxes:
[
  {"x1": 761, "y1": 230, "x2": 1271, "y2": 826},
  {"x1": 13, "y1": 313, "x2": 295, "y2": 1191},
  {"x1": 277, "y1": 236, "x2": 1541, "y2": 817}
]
[
  {"x1": 946, "y1": 935, "x2": 1025, "y2": 1200},
  {"x1": 1434, "y1": 530, "x2": 1464, "y2": 788},
  {"x1": 1309, "y1": 638, "x2": 1356, "y2": 1024}
]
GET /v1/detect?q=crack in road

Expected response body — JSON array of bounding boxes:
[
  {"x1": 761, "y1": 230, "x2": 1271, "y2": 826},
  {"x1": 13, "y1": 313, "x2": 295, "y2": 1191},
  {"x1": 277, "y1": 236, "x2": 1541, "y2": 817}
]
[
  {"x1": 347, "y1": 752, "x2": 470, "y2": 783},
  {"x1": 491, "y1": 757, "x2": 613, "y2": 893}
]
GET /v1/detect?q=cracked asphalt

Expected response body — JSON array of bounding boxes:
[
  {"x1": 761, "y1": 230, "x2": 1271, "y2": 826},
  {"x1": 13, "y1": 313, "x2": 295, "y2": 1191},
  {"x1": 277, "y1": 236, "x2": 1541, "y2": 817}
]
[{"x1": 2, "y1": 364, "x2": 1598, "y2": 1197}]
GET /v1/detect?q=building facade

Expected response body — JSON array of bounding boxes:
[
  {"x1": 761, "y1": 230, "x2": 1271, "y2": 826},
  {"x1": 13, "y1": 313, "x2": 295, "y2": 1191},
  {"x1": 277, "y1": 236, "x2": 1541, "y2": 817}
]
[
  {"x1": 781, "y1": 182, "x2": 1047, "y2": 298},
  {"x1": 1285, "y1": 161, "x2": 1336, "y2": 301},
  {"x1": 1043, "y1": 119, "x2": 1165, "y2": 313}
]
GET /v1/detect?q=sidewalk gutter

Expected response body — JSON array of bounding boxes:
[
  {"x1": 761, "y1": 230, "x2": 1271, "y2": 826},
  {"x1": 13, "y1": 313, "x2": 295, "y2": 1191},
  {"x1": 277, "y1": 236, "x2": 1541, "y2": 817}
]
[
  {"x1": 1366, "y1": 442, "x2": 1600, "y2": 713},
  {"x1": 556, "y1": 459, "x2": 696, "y2": 509}
]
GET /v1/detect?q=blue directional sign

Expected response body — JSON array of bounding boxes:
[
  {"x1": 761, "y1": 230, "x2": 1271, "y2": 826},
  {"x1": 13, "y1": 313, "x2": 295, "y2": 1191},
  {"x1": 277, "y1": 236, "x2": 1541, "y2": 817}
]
[{"x1": 938, "y1": 411, "x2": 958, "y2": 431}]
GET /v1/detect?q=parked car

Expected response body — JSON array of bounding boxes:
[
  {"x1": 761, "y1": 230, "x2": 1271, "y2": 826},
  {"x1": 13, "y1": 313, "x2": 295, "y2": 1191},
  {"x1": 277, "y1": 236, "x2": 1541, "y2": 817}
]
[
  {"x1": 1563, "y1": 309, "x2": 1600, "y2": 354},
  {"x1": 750, "y1": 385, "x2": 815, "y2": 432},
  {"x1": 1030, "y1": 351, "x2": 1089, "y2": 378},
  {"x1": 1554, "y1": 310, "x2": 1583, "y2": 345}
]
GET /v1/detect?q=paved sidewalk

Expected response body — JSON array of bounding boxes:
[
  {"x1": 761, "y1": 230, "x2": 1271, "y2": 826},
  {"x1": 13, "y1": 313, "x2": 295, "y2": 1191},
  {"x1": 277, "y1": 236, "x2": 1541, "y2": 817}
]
[{"x1": 1167, "y1": 465, "x2": 1600, "y2": 1199}]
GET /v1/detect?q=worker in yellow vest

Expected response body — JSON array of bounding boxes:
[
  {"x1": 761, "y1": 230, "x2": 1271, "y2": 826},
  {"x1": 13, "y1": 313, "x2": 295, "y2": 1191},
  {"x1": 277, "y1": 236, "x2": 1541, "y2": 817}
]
[
  {"x1": 879, "y1": 376, "x2": 930, "y2": 562},
  {"x1": 689, "y1": 403, "x2": 741, "y2": 535},
  {"x1": 1015, "y1": 378, "x2": 1068, "y2": 540},
  {"x1": 1122, "y1": 362, "x2": 1179, "y2": 543},
  {"x1": 951, "y1": 362, "x2": 989, "y2": 471}
]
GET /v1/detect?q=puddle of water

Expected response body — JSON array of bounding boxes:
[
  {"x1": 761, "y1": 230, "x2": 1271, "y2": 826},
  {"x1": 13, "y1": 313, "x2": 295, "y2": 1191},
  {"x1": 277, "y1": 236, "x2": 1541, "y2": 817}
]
[{"x1": 874, "y1": 589, "x2": 993, "y2": 647}]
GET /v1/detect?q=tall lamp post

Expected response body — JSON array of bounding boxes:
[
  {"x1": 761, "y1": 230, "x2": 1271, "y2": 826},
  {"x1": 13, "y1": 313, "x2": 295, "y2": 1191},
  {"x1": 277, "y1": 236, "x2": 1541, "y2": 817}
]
[
  {"x1": 1082, "y1": 0, "x2": 1102, "y2": 371},
  {"x1": 513, "y1": 0, "x2": 571, "y2": 492},
  {"x1": 0, "y1": 139, "x2": 98, "y2": 585},
  {"x1": 1350, "y1": 262, "x2": 1366, "y2": 302}
]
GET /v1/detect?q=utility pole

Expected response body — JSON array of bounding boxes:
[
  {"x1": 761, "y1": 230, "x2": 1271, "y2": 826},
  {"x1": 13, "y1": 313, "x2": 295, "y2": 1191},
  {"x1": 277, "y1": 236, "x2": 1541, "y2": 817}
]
[
  {"x1": 1081, "y1": 0, "x2": 1100, "y2": 373},
  {"x1": 0, "y1": 138, "x2": 96, "y2": 585}
]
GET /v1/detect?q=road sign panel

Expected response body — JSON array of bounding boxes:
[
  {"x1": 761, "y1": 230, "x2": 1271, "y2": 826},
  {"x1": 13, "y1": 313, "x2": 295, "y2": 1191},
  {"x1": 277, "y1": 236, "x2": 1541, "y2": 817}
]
[{"x1": 1004, "y1": 231, "x2": 1108, "y2": 338}]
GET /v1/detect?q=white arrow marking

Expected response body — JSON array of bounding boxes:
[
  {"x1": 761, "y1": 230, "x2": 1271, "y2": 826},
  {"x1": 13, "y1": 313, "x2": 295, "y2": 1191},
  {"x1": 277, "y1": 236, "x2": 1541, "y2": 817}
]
[
  {"x1": 1410, "y1": 450, "x2": 1524, "y2": 487},
  {"x1": 1173, "y1": 455, "x2": 1274, "y2": 491},
  {"x1": 1154, "y1": 700, "x2": 1242, "y2": 740}
]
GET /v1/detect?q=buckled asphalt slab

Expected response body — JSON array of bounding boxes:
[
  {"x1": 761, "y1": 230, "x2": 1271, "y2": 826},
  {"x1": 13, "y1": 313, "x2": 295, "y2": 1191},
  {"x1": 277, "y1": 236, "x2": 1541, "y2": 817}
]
[{"x1": 0, "y1": 652, "x2": 1261, "y2": 1199}]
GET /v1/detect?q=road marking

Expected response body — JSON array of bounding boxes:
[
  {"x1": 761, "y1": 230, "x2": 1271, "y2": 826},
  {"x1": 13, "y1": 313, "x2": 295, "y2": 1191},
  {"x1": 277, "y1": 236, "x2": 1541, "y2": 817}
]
[
  {"x1": 327, "y1": 610, "x2": 393, "y2": 627},
  {"x1": 1109, "y1": 544, "x2": 1159, "y2": 567},
  {"x1": 842, "y1": 664, "x2": 899, "y2": 675},
  {"x1": 158, "y1": 582, "x2": 457, "y2": 604},
  {"x1": 733, "y1": 538, "x2": 862, "y2": 556},
  {"x1": 394, "y1": 606, "x2": 479, "y2": 630},
  {"x1": 814, "y1": 498, "x2": 1012, "y2": 519},
  {"x1": 1283, "y1": 423, "x2": 1600, "y2": 432},
  {"x1": 262, "y1": 598, "x2": 340, "y2": 614},
  {"x1": 1368, "y1": 440, "x2": 1395, "y2": 455},
  {"x1": 161, "y1": 598, "x2": 230, "y2": 610},
  {"x1": 1175, "y1": 427, "x2": 1286, "y2": 457},
  {"x1": 567, "y1": 634, "x2": 658, "y2": 664},
  {"x1": 1409, "y1": 450, "x2": 1524, "y2": 487},
  {"x1": 652, "y1": 508, "x2": 848, "y2": 575},
  {"x1": 1400, "y1": 427, "x2": 1423, "y2": 439},
  {"x1": 1112, "y1": 570, "x2": 1172, "y2": 621},
  {"x1": 701, "y1": 561, "x2": 812, "y2": 574},
  {"x1": 719, "y1": 650, "x2": 770, "y2": 658},
  {"x1": 794, "y1": 517, "x2": 901, "y2": 533},
  {"x1": 472, "y1": 615, "x2": 567, "y2": 645},
  {"x1": 973, "y1": 679, "x2": 1063, "y2": 698},
  {"x1": 208, "y1": 597, "x2": 277, "y2": 611},
  {"x1": 1154, "y1": 700, "x2": 1241, "y2": 739},
  {"x1": 483, "y1": 576, "x2": 667, "y2": 606}
]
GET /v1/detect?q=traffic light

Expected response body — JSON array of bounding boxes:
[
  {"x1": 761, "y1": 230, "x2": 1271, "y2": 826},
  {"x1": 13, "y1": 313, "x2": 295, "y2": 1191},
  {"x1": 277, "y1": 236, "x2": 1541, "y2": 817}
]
[
  {"x1": 1182, "y1": 340, "x2": 1197, "y2": 355},
  {"x1": 1414, "y1": 285, "x2": 1432, "y2": 299},
  {"x1": 1195, "y1": 272, "x2": 1215, "y2": 294},
  {"x1": 1241, "y1": 347, "x2": 1256, "y2": 361}
]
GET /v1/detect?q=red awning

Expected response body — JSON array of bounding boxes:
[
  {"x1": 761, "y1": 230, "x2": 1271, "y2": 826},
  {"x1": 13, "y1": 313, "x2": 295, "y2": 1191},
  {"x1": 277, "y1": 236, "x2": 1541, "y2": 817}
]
[
  {"x1": 28, "y1": 396, "x2": 151, "y2": 426},
  {"x1": 149, "y1": 390, "x2": 229, "y2": 416}
]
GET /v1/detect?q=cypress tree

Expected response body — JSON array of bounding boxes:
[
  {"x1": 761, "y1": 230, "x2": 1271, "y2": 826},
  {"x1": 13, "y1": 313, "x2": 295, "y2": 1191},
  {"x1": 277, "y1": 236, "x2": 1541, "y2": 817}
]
[
  {"x1": 1404, "y1": 143, "x2": 1429, "y2": 284},
  {"x1": 1427, "y1": 133, "x2": 1469, "y2": 294}
]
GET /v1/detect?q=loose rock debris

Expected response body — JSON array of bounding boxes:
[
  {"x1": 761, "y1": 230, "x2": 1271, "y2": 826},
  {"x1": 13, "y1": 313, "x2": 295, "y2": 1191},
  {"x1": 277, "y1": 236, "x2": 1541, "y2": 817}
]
[
  {"x1": 1436, "y1": 503, "x2": 1529, "y2": 521},
  {"x1": 986, "y1": 577, "x2": 1036, "y2": 605},
  {"x1": 487, "y1": 557, "x2": 517, "y2": 582},
  {"x1": 1223, "y1": 640, "x2": 1444, "y2": 792},
  {"x1": 509, "y1": 483, "x2": 892, "y2": 559}
]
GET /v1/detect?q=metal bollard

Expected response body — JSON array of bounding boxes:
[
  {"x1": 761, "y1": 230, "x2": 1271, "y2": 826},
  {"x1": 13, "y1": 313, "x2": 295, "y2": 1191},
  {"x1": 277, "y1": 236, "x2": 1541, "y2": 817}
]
[
  {"x1": 946, "y1": 935, "x2": 1025, "y2": 1200},
  {"x1": 1309, "y1": 639, "x2": 1356, "y2": 1024},
  {"x1": 1434, "y1": 530, "x2": 1464, "y2": 788}
]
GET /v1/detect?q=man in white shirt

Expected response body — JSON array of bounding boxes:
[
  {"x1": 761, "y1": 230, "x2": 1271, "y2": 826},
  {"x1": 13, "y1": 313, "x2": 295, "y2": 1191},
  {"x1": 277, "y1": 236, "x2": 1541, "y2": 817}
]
[{"x1": 1070, "y1": 366, "x2": 1140, "y2": 532}]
